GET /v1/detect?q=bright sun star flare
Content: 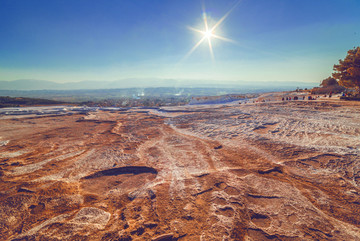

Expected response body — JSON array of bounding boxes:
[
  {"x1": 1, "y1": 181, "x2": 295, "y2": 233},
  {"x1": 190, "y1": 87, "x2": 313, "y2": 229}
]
[
  {"x1": 204, "y1": 30, "x2": 214, "y2": 39},
  {"x1": 184, "y1": 1, "x2": 240, "y2": 61}
]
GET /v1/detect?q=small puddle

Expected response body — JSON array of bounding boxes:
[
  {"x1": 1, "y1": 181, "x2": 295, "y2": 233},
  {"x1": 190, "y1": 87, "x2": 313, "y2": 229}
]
[
  {"x1": 81, "y1": 166, "x2": 158, "y2": 195},
  {"x1": 83, "y1": 166, "x2": 157, "y2": 179}
]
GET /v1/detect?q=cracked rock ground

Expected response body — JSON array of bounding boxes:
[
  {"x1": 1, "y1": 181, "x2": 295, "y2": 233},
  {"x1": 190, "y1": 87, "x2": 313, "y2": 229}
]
[{"x1": 1, "y1": 100, "x2": 360, "y2": 240}]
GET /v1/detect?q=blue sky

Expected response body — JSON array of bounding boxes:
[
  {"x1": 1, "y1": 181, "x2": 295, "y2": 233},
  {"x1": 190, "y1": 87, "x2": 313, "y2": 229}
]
[{"x1": 0, "y1": 0, "x2": 359, "y2": 86}]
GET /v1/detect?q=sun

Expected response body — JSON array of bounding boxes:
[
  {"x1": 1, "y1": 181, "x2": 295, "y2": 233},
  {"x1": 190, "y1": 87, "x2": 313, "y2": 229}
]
[
  {"x1": 204, "y1": 30, "x2": 213, "y2": 39},
  {"x1": 184, "y1": 1, "x2": 240, "y2": 61}
]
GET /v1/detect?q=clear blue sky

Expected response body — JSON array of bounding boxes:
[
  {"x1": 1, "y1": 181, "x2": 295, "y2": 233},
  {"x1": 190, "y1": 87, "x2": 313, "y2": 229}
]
[{"x1": 1, "y1": 0, "x2": 359, "y2": 86}]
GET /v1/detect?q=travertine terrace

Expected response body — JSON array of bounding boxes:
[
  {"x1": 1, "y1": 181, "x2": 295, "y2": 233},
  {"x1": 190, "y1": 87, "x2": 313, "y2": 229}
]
[{"x1": 1, "y1": 99, "x2": 360, "y2": 240}]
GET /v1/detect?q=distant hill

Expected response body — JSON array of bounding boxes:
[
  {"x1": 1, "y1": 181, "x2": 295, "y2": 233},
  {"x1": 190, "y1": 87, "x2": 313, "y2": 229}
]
[
  {"x1": 0, "y1": 86, "x2": 316, "y2": 103},
  {"x1": 0, "y1": 79, "x2": 180, "y2": 90},
  {"x1": 0, "y1": 79, "x2": 59, "y2": 90},
  {"x1": 0, "y1": 79, "x2": 114, "y2": 90},
  {"x1": 0, "y1": 96, "x2": 65, "y2": 108},
  {"x1": 0, "y1": 79, "x2": 316, "y2": 91}
]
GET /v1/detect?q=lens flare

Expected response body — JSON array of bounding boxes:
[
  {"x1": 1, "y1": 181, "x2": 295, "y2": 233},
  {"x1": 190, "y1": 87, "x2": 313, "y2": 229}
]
[
  {"x1": 184, "y1": 1, "x2": 241, "y2": 61},
  {"x1": 204, "y1": 30, "x2": 213, "y2": 39}
]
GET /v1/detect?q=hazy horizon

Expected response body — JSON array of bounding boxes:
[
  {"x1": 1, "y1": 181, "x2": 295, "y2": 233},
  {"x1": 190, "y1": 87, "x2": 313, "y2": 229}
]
[
  {"x1": 0, "y1": 78, "x2": 317, "y2": 91},
  {"x1": 1, "y1": 0, "x2": 359, "y2": 87}
]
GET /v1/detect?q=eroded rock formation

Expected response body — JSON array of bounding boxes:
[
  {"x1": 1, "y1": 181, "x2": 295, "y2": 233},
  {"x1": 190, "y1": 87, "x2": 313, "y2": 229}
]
[{"x1": 1, "y1": 100, "x2": 360, "y2": 240}]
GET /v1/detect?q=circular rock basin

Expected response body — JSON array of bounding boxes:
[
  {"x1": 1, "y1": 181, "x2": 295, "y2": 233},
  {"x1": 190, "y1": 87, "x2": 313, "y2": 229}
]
[
  {"x1": 81, "y1": 166, "x2": 158, "y2": 195},
  {"x1": 83, "y1": 166, "x2": 157, "y2": 179}
]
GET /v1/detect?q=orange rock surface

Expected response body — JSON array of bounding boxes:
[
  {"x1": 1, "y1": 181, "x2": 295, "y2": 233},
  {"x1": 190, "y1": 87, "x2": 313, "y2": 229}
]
[{"x1": 1, "y1": 100, "x2": 360, "y2": 240}]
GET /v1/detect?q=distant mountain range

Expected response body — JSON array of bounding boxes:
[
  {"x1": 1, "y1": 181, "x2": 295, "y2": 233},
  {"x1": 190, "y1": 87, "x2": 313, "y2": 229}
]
[
  {"x1": 0, "y1": 79, "x2": 317, "y2": 91},
  {"x1": 0, "y1": 79, "x2": 318, "y2": 102}
]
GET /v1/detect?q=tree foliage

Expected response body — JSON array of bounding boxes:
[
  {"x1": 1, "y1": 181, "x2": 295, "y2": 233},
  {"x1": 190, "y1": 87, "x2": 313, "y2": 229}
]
[
  {"x1": 320, "y1": 77, "x2": 338, "y2": 87},
  {"x1": 333, "y1": 47, "x2": 360, "y2": 89}
]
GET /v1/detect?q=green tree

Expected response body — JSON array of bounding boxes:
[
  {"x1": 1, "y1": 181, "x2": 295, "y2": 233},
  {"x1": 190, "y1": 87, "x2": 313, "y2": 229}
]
[
  {"x1": 320, "y1": 77, "x2": 338, "y2": 87},
  {"x1": 333, "y1": 47, "x2": 360, "y2": 90}
]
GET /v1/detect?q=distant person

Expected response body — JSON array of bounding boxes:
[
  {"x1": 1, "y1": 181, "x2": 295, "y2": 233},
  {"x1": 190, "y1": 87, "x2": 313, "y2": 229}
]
[{"x1": 282, "y1": 97, "x2": 284, "y2": 101}]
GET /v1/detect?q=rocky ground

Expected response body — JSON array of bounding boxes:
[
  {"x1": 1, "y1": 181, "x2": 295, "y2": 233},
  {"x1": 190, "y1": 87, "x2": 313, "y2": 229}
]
[{"x1": 1, "y1": 99, "x2": 360, "y2": 240}]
